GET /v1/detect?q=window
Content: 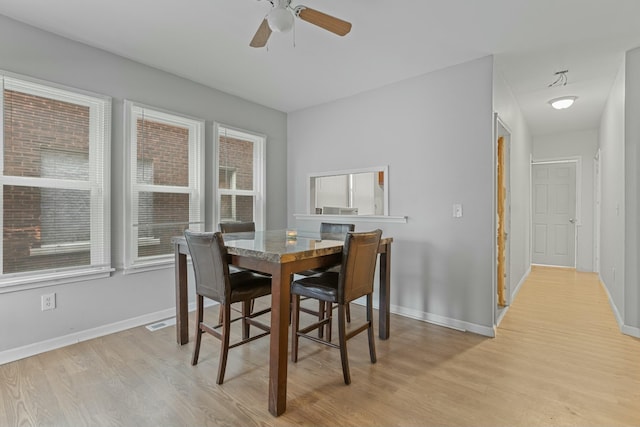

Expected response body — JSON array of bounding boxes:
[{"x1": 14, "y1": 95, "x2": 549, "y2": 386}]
[
  {"x1": 124, "y1": 101, "x2": 204, "y2": 271},
  {"x1": 309, "y1": 166, "x2": 388, "y2": 216},
  {"x1": 215, "y1": 124, "x2": 265, "y2": 229},
  {"x1": 0, "y1": 73, "x2": 111, "y2": 290}
]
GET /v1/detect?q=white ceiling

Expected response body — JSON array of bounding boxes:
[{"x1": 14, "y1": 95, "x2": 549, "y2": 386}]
[{"x1": 2, "y1": 0, "x2": 640, "y2": 135}]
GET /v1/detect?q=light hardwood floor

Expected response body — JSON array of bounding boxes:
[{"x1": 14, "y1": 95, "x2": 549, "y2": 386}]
[{"x1": 1, "y1": 266, "x2": 639, "y2": 426}]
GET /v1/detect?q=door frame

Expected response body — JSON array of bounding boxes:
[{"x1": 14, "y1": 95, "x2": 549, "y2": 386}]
[
  {"x1": 593, "y1": 149, "x2": 601, "y2": 273},
  {"x1": 530, "y1": 156, "x2": 582, "y2": 269},
  {"x1": 497, "y1": 119, "x2": 511, "y2": 307},
  {"x1": 494, "y1": 114, "x2": 512, "y2": 326}
]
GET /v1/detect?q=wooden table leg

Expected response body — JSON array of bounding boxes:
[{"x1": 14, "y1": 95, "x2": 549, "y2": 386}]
[
  {"x1": 378, "y1": 243, "x2": 391, "y2": 340},
  {"x1": 268, "y1": 266, "x2": 291, "y2": 416},
  {"x1": 175, "y1": 243, "x2": 189, "y2": 345}
]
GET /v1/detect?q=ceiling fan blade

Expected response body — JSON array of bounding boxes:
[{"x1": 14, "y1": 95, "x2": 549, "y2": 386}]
[
  {"x1": 250, "y1": 19, "x2": 272, "y2": 48},
  {"x1": 295, "y1": 6, "x2": 352, "y2": 36}
]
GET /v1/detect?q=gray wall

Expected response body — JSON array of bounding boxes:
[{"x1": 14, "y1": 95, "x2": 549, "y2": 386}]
[
  {"x1": 598, "y1": 52, "x2": 640, "y2": 338},
  {"x1": 288, "y1": 56, "x2": 497, "y2": 335},
  {"x1": 598, "y1": 57, "x2": 626, "y2": 327},
  {"x1": 533, "y1": 129, "x2": 599, "y2": 272},
  {"x1": 624, "y1": 47, "x2": 640, "y2": 334},
  {"x1": 0, "y1": 15, "x2": 288, "y2": 358}
]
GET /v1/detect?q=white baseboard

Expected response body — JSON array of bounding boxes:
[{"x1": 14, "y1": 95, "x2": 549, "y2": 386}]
[
  {"x1": 511, "y1": 265, "x2": 531, "y2": 301},
  {"x1": 2, "y1": 293, "x2": 502, "y2": 365},
  {"x1": 599, "y1": 274, "x2": 625, "y2": 329},
  {"x1": 0, "y1": 299, "x2": 218, "y2": 366},
  {"x1": 496, "y1": 306, "x2": 509, "y2": 326},
  {"x1": 390, "y1": 304, "x2": 495, "y2": 337},
  {"x1": 622, "y1": 325, "x2": 640, "y2": 339},
  {"x1": 496, "y1": 266, "x2": 532, "y2": 327},
  {"x1": 345, "y1": 296, "x2": 495, "y2": 337},
  {"x1": 598, "y1": 275, "x2": 640, "y2": 339}
]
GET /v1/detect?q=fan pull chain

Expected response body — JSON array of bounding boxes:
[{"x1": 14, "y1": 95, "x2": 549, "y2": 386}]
[{"x1": 292, "y1": 20, "x2": 296, "y2": 48}]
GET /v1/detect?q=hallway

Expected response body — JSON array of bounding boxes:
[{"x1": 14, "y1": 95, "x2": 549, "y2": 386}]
[{"x1": 496, "y1": 265, "x2": 640, "y2": 425}]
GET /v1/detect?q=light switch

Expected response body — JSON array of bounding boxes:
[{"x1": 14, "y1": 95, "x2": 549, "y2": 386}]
[{"x1": 453, "y1": 203, "x2": 463, "y2": 218}]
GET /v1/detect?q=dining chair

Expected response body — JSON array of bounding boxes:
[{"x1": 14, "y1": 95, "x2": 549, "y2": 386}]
[
  {"x1": 185, "y1": 230, "x2": 271, "y2": 384},
  {"x1": 219, "y1": 221, "x2": 259, "y2": 323},
  {"x1": 290, "y1": 229, "x2": 382, "y2": 385},
  {"x1": 219, "y1": 221, "x2": 255, "y2": 234},
  {"x1": 296, "y1": 222, "x2": 355, "y2": 339}
]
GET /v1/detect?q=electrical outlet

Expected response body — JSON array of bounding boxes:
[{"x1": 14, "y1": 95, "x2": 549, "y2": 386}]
[{"x1": 41, "y1": 293, "x2": 56, "y2": 311}]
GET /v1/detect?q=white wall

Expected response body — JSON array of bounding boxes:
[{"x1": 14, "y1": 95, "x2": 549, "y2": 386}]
[
  {"x1": 533, "y1": 129, "x2": 599, "y2": 272},
  {"x1": 598, "y1": 58, "x2": 626, "y2": 329},
  {"x1": 599, "y1": 47, "x2": 640, "y2": 338},
  {"x1": 493, "y1": 68, "x2": 533, "y2": 302},
  {"x1": 0, "y1": 15, "x2": 288, "y2": 359},
  {"x1": 624, "y1": 47, "x2": 640, "y2": 334},
  {"x1": 288, "y1": 56, "x2": 496, "y2": 336}
]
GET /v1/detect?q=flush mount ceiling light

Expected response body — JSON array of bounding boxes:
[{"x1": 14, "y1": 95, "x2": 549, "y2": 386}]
[
  {"x1": 549, "y1": 96, "x2": 577, "y2": 110},
  {"x1": 547, "y1": 70, "x2": 576, "y2": 109}
]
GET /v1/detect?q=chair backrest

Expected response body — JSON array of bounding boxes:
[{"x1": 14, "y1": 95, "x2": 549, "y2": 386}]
[
  {"x1": 184, "y1": 230, "x2": 230, "y2": 303},
  {"x1": 320, "y1": 222, "x2": 354, "y2": 235},
  {"x1": 338, "y1": 229, "x2": 382, "y2": 304},
  {"x1": 219, "y1": 222, "x2": 255, "y2": 233},
  {"x1": 320, "y1": 222, "x2": 355, "y2": 241}
]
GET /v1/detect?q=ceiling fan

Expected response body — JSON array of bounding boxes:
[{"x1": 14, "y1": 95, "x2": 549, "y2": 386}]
[{"x1": 250, "y1": 0, "x2": 352, "y2": 48}]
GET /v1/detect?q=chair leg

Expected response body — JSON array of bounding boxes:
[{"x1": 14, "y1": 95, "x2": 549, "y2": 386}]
[
  {"x1": 366, "y1": 294, "x2": 377, "y2": 364},
  {"x1": 242, "y1": 300, "x2": 251, "y2": 340},
  {"x1": 346, "y1": 303, "x2": 351, "y2": 323},
  {"x1": 317, "y1": 301, "x2": 325, "y2": 338},
  {"x1": 338, "y1": 304, "x2": 351, "y2": 385},
  {"x1": 219, "y1": 300, "x2": 253, "y2": 326},
  {"x1": 325, "y1": 302, "x2": 333, "y2": 342},
  {"x1": 191, "y1": 295, "x2": 204, "y2": 366},
  {"x1": 217, "y1": 304, "x2": 232, "y2": 385},
  {"x1": 291, "y1": 294, "x2": 300, "y2": 363}
]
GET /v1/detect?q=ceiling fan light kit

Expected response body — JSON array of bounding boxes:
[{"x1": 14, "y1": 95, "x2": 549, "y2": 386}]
[
  {"x1": 250, "y1": 0, "x2": 352, "y2": 48},
  {"x1": 267, "y1": 6, "x2": 294, "y2": 32}
]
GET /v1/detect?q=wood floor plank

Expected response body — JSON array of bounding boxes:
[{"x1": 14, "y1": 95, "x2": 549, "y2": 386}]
[{"x1": 1, "y1": 266, "x2": 639, "y2": 426}]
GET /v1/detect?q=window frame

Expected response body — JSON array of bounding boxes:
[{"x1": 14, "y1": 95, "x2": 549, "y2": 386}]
[
  {"x1": 123, "y1": 101, "x2": 204, "y2": 273},
  {"x1": 0, "y1": 72, "x2": 112, "y2": 292},
  {"x1": 214, "y1": 123, "x2": 266, "y2": 230}
]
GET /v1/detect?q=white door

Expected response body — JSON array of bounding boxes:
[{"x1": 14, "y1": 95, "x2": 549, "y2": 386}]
[{"x1": 532, "y1": 162, "x2": 577, "y2": 267}]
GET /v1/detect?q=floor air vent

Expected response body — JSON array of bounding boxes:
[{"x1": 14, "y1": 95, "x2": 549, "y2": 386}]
[{"x1": 145, "y1": 317, "x2": 176, "y2": 331}]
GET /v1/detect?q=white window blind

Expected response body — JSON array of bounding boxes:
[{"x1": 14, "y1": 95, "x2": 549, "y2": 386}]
[
  {"x1": 0, "y1": 73, "x2": 112, "y2": 290},
  {"x1": 124, "y1": 101, "x2": 204, "y2": 271}
]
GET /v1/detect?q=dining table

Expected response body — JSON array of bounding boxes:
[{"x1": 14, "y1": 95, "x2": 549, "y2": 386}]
[{"x1": 172, "y1": 229, "x2": 393, "y2": 416}]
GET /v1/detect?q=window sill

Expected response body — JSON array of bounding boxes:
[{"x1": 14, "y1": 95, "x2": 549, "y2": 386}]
[
  {"x1": 122, "y1": 257, "x2": 176, "y2": 275},
  {"x1": 0, "y1": 266, "x2": 114, "y2": 294}
]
